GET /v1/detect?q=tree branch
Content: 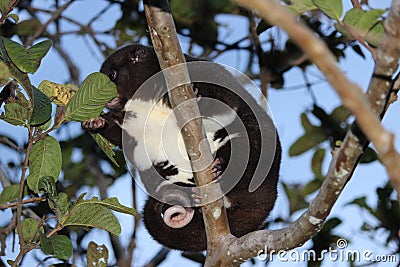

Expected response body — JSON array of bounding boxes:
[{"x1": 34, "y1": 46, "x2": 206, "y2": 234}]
[
  {"x1": 25, "y1": 0, "x2": 73, "y2": 47},
  {"x1": 143, "y1": 0, "x2": 232, "y2": 263}
]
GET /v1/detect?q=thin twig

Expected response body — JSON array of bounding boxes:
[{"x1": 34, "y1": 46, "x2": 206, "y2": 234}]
[
  {"x1": 0, "y1": 196, "x2": 46, "y2": 210},
  {"x1": 12, "y1": 130, "x2": 34, "y2": 266},
  {"x1": 143, "y1": 247, "x2": 170, "y2": 267},
  {"x1": 25, "y1": 0, "x2": 74, "y2": 47},
  {"x1": 127, "y1": 181, "x2": 140, "y2": 265},
  {"x1": 350, "y1": 0, "x2": 362, "y2": 9},
  {"x1": 0, "y1": 0, "x2": 20, "y2": 25}
]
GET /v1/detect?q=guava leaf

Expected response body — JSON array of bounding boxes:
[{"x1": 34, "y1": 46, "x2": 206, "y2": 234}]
[
  {"x1": 40, "y1": 233, "x2": 73, "y2": 260},
  {"x1": 65, "y1": 72, "x2": 117, "y2": 122},
  {"x1": 27, "y1": 136, "x2": 62, "y2": 193}
]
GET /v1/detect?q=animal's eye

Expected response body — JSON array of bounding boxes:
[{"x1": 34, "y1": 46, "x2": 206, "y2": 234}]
[{"x1": 108, "y1": 70, "x2": 118, "y2": 81}]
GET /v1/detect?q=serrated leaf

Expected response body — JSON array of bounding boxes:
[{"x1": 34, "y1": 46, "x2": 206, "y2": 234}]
[
  {"x1": 20, "y1": 218, "x2": 42, "y2": 242},
  {"x1": 65, "y1": 72, "x2": 117, "y2": 122},
  {"x1": 62, "y1": 197, "x2": 121, "y2": 236},
  {"x1": 287, "y1": 0, "x2": 318, "y2": 15},
  {"x1": 0, "y1": 184, "x2": 20, "y2": 204},
  {"x1": 311, "y1": 148, "x2": 325, "y2": 179},
  {"x1": 38, "y1": 80, "x2": 76, "y2": 106},
  {"x1": 40, "y1": 233, "x2": 73, "y2": 260},
  {"x1": 87, "y1": 242, "x2": 108, "y2": 267},
  {"x1": 91, "y1": 133, "x2": 119, "y2": 167},
  {"x1": 289, "y1": 128, "x2": 328, "y2": 156},
  {"x1": 30, "y1": 86, "x2": 51, "y2": 126},
  {"x1": 27, "y1": 136, "x2": 62, "y2": 193},
  {"x1": 312, "y1": 0, "x2": 342, "y2": 20},
  {"x1": 0, "y1": 102, "x2": 28, "y2": 125}
]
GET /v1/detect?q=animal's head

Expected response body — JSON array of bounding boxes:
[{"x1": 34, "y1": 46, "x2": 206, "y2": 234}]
[{"x1": 100, "y1": 44, "x2": 160, "y2": 103}]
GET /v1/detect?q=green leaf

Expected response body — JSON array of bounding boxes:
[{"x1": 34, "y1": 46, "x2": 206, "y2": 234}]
[
  {"x1": 0, "y1": 61, "x2": 11, "y2": 83},
  {"x1": 30, "y1": 86, "x2": 52, "y2": 126},
  {"x1": 8, "y1": 13, "x2": 19, "y2": 23},
  {"x1": 287, "y1": 0, "x2": 318, "y2": 15},
  {"x1": 303, "y1": 179, "x2": 323, "y2": 195},
  {"x1": 282, "y1": 182, "x2": 308, "y2": 215},
  {"x1": 102, "y1": 197, "x2": 136, "y2": 215},
  {"x1": 50, "y1": 192, "x2": 70, "y2": 216},
  {"x1": 311, "y1": 148, "x2": 325, "y2": 179},
  {"x1": 27, "y1": 136, "x2": 62, "y2": 193},
  {"x1": 91, "y1": 133, "x2": 119, "y2": 167},
  {"x1": 301, "y1": 113, "x2": 314, "y2": 132},
  {"x1": 65, "y1": 72, "x2": 117, "y2": 122},
  {"x1": 0, "y1": 184, "x2": 20, "y2": 204},
  {"x1": 289, "y1": 128, "x2": 327, "y2": 156},
  {"x1": 312, "y1": 0, "x2": 342, "y2": 20},
  {"x1": 87, "y1": 242, "x2": 109, "y2": 267},
  {"x1": 1, "y1": 38, "x2": 52, "y2": 74},
  {"x1": 40, "y1": 234, "x2": 73, "y2": 260},
  {"x1": 331, "y1": 105, "x2": 351, "y2": 123},
  {"x1": 15, "y1": 19, "x2": 41, "y2": 36},
  {"x1": 341, "y1": 8, "x2": 385, "y2": 46},
  {"x1": 347, "y1": 196, "x2": 377, "y2": 217},
  {"x1": 360, "y1": 147, "x2": 378, "y2": 163},
  {"x1": 0, "y1": 38, "x2": 33, "y2": 99},
  {"x1": 0, "y1": 1, "x2": 11, "y2": 14},
  {"x1": 20, "y1": 218, "x2": 42, "y2": 242},
  {"x1": 27, "y1": 40, "x2": 52, "y2": 67},
  {"x1": 62, "y1": 197, "x2": 121, "y2": 236},
  {"x1": 38, "y1": 176, "x2": 57, "y2": 197},
  {"x1": 0, "y1": 102, "x2": 28, "y2": 125}
]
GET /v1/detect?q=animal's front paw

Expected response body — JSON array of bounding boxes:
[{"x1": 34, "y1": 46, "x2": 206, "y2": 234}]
[
  {"x1": 81, "y1": 117, "x2": 106, "y2": 131},
  {"x1": 211, "y1": 158, "x2": 223, "y2": 179},
  {"x1": 193, "y1": 87, "x2": 201, "y2": 102}
]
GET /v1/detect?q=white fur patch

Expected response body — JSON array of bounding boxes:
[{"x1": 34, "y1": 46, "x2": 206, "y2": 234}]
[{"x1": 122, "y1": 98, "x2": 238, "y2": 185}]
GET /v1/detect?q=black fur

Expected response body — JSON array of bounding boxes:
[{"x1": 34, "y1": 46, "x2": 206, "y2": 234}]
[{"x1": 82, "y1": 44, "x2": 281, "y2": 251}]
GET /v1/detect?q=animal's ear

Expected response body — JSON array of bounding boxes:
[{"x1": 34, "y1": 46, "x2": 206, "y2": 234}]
[{"x1": 136, "y1": 46, "x2": 147, "y2": 58}]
